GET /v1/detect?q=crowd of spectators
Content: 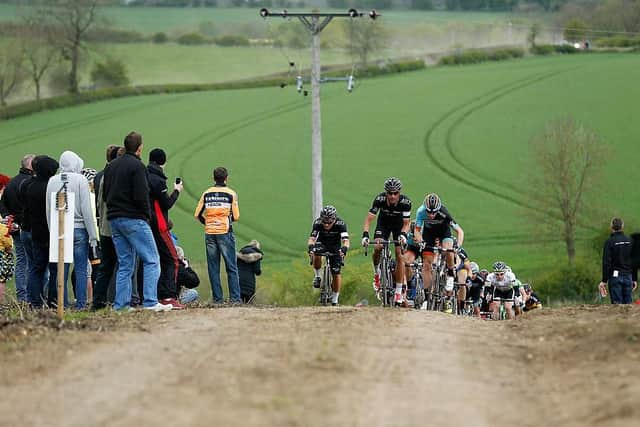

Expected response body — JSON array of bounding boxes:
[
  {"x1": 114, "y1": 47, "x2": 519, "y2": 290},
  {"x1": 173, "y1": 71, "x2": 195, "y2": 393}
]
[{"x1": 0, "y1": 131, "x2": 262, "y2": 310}]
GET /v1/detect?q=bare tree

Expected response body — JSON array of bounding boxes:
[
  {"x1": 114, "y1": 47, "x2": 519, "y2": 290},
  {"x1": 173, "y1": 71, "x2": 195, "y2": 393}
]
[
  {"x1": 45, "y1": 0, "x2": 102, "y2": 94},
  {"x1": 0, "y1": 44, "x2": 26, "y2": 107},
  {"x1": 19, "y1": 14, "x2": 60, "y2": 101},
  {"x1": 527, "y1": 116, "x2": 609, "y2": 266},
  {"x1": 342, "y1": 19, "x2": 388, "y2": 67}
]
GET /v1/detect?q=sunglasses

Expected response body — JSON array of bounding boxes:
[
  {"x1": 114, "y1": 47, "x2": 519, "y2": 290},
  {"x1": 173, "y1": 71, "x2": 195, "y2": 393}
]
[{"x1": 386, "y1": 191, "x2": 399, "y2": 196}]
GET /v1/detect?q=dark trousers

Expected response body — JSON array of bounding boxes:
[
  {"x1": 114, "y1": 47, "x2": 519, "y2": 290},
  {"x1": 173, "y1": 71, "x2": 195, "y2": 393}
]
[
  {"x1": 92, "y1": 235, "x2": 118, "y2": 309},
  {"x1": 28, "y1": 241, "x2": 68, "y2": 308},
  {"x1": 609, "y1": 275, "x2": 633, "y2": 304},
  {"x1": 153, "y1": 228, "x2": 179, "y2": 300}
]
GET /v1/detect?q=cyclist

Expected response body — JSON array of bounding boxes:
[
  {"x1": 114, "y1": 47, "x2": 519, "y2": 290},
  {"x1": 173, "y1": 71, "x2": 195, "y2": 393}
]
[
  {"x1": 505, "y1": 265, "x2": 527, "y2": 315},
  {"x1": 464, "y1": 262, "x2": 485, "y2": 317},
  {"x1": 485, "y1": 261, "x2": 516, "y2": 320},
  {"x1": 414, "y1": 193, "x2": 464, "y2": 311},
  {"x1": 454, "y1": 243, "x2": 472, "y2": 314},
  {"x1": 362, "y1": 177, "x2": 411, "y2": 304},
  {"x1": 308, "y1": 205, "x2": 350, "y2": 306},
  {"x1": 523, "y1": 283, "x2": 542, "y2": 311}
]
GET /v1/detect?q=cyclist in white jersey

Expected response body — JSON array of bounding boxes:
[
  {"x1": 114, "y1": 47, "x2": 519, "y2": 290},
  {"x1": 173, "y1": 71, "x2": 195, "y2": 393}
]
[{"x1": 485, "y1": 261, "x2": 516, "y2": 320}]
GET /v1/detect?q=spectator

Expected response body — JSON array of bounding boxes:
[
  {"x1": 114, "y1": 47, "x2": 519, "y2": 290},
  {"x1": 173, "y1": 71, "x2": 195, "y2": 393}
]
[
  {"x1": 92, "y1": 145, "x2": 119, "y2": 310},
  {"x1": 103, "y1": 132, "x2": 170, "y2": 312},
  {"x1": 147, "y1": 148, "x2": 184, "y2": 309},
  {"x1": 599, "y1": 217, "x2": 637, "y2": 304},
  {"x1": 194, "y1": 166, "x2": 241, "y2": 304},
  {"x1": 24, "y1": 156, "x2": 60, "y2": 308},
  {"x1": 0, "y1": 214, "x2": 14, "y2": 303},
  {"x1": 0, "y1": 155, "x2": 33, "y2": 303},
  {"x1": 46, "y1": 151, "x2": 99, "y2": 310},
  {"x1": 237, "y1": 240, "x2": 263, "y2": 303},
  {"x1": 175, "y1": 245, "x2": 200, "y2": 304},
  {"x1": 0, "y1": 174, "x2": 10, "y2": 216}
]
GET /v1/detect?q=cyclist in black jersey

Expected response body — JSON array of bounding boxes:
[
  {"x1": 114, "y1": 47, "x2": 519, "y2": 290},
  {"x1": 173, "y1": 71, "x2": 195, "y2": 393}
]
[
  {"x1": 362, "y1": 177, "x2": 411, "y2": 304},
  {"x1": 464, "y1": 262, "x2": 485, "y2": 317},
  {"x1": 308, "y1": 205, "x2": 350, "y2": 306}
]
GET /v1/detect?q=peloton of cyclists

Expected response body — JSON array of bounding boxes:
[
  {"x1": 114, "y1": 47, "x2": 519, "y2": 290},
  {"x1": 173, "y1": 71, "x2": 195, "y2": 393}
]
[
  {"x1": 308, "y1": 205, "x2": 350, "y2": 306},
  {"x1": 361, "y1": 177, "x2": 412, "y2": 304},
  {"x1": 414, "y1": 193, "x2": 465, "y2": 312}
]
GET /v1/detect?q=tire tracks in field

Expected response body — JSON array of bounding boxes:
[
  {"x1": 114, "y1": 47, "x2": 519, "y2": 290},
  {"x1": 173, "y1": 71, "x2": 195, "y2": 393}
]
[
  {"x1": 169, "y1": 97, "x2": 319, "y2": 258},
  {"x1": 423, "y1": 70, "x2": 562, "y2": 211},
  {"x1": 0, "y1": 95, "x2": 186, "y2": 152}
]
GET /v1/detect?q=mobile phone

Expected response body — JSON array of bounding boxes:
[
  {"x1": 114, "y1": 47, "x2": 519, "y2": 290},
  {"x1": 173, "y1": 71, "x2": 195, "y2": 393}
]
[{"x1": 175, "y1": 177, "x2": 182, "y2": 185}]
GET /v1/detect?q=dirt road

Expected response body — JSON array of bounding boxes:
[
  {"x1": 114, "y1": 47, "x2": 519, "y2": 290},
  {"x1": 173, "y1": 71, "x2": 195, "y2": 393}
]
[{"x1": 1, "y1": 306, "x2": 639, "y2": 427}]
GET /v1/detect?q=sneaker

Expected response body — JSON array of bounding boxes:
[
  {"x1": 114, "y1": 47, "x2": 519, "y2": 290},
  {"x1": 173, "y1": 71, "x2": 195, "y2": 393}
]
[
  {"x1": 143, "y1": 302, "x2": 172, "y2": 312},
  {"x1": 394, "y1": 292, "x2": 404, "y2": 304},
  {"x1": 161, "y1": 298, "x2": 185, "y2": 310},
  {"x1": 312, "y1": 276, "x2": 321, "y2": 288},
  {"x1": 444, "y1": 300, "x2": 453, "y2": 314}
]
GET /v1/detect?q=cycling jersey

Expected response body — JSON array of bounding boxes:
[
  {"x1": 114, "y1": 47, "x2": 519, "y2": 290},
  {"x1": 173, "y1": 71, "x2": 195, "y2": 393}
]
[
  {"x1": 485, "y1": 271, "x2": 516, "y2": 290},
  {"x1": 369, "y1": 193, "x2": 411, "y2": 231},
  {"x1": 194, "y1": 184, "x2": 239, "y2": 235},
  {"x1": 310, "y1": 217, "x2": 348, "y2": 250},
  {"x1": 415, "y1": 204, "x2": 458, "y2": 243},
  {"x1": 466, "y1": 274, "x2": 485, "y2": 303}
]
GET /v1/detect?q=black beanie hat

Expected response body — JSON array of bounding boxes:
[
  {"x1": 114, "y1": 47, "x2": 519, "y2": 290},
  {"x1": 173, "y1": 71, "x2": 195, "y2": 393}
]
[{"x1": 149, "y1": 148, "x2": 166, "y2": 165}]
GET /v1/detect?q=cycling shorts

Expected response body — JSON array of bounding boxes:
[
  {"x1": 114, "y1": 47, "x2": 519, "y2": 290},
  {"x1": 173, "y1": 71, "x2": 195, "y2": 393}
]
[
  {"x1": 421, "y1": 226, "x2": 452, "y2": 248},
  {"x1": 467, "y1": 286, "x2": 483, "y2": 304},
  {"x1": 374, "y1": 226, "x2": 403, "y2": 245},
  {"x1": 326, "y1": 252, "x2": 343, "y2": 275},
  {"x1": 492, "y1": 287, "x2": 514, "y2": 302},
  {"x1": 405, "y1": 244, "x2": 421, "y2": 258}
]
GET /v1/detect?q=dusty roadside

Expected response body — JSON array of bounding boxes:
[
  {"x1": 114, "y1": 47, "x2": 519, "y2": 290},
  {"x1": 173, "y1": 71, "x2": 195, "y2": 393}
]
[{"x1": 0, "y1": 306, "x2": 638, "y2": 427}]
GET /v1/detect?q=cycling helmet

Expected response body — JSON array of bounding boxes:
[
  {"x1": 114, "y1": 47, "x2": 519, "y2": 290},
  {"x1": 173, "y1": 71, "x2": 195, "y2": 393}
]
[
  {"x1": 319, "y1": 205, "x2": 337, "y2": 223},
  {"x1": 424, "y1": 193, "x2": 441, "y2": 213},
  {"x1": 81, "y1": 168, "x2": 97, "y2": 184},
  {"x1": 478, "y1": 269, "x2": 489, "y2": 279},
  {"x1": 492, "y1": 261, "x2": 507, "y2": 273},
  {"x1": 469, "y1": 262, "x2": 479, "y2": 275},
  {"x1": 384, "y1": 177, "x2": 402, "y2": 192}
]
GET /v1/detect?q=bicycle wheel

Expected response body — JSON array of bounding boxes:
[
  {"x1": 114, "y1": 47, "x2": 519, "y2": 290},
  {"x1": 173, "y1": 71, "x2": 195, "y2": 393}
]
[
  {"x1": 320, "y1": 263, "x2": 331, "y2": 306},
  {"x1": 414, "y1": 275, "x2": 425, "y2": 309}
]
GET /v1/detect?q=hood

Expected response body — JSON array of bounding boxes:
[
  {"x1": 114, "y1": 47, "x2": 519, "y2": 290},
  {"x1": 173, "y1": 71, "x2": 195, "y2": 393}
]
[
  {"x1": 34, "y1": 156, "x2": 59, "y2": 181},
  {"x1": 237, "y1": 246, "x2": 263, "y2": 263},
  {"x1": 59, "y1": 150, "x2": 84, "y2": 173}
]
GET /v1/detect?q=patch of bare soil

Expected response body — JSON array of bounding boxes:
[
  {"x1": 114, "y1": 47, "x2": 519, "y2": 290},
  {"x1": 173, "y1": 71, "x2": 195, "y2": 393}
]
[{"x1": 0, "y1": 305, "x2": 638, "y2": 427}]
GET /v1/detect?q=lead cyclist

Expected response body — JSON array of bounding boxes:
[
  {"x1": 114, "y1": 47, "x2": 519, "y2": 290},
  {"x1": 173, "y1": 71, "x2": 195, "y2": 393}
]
[{"x1": 486, "y1": 261, "x2": 516, "y2": 320}]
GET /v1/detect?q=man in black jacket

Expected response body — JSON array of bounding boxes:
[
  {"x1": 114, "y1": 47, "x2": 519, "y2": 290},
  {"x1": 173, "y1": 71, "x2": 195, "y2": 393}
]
[
  {"x1": 1, "y1": 154, "x2": 35, "y2": 302},
  {"x1": 599, "y1": 217, "x2": 637, "y2": 304},
  {"x1": 24, "y1": 156, "x2": 62, "y2": 308},
  {"x1": 147, "y1": 148, "x2": 184, "y2": 309},
  {"x1": 103, "y1": 132, "x2": 169, "y2": 312}
]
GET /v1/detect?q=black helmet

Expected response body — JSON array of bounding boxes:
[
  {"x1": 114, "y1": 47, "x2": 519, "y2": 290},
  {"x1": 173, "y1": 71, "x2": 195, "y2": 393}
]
[
  {"x1": 319, "y1": 205, "x2": 337, "y2": 223},
  {"x1": 424, "y1": 193, "x2": 441, "y2": 213},
  {"x1": 384, "y1": 177, "x2": 402, "y2": 192}
]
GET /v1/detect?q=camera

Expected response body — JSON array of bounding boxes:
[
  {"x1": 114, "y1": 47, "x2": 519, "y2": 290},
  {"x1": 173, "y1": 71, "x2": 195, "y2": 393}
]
[
  {"x1": 89, "y1": 241, "x2": 101, "y2": 265},
  {"x1": 175, "y1": 177, "x2": 182, "y2": 185}
]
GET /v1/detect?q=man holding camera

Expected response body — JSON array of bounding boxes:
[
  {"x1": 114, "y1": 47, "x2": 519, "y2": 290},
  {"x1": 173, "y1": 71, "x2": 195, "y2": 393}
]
[{"x1": 148, "y1": 148, "x2": 184, "y2": 309}]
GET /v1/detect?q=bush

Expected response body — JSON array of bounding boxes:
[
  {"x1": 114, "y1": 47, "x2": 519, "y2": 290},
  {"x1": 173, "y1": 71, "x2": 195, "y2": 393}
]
[
  {"x1": 555, "y1": 44, "x2": 581, "y2": 54},
  {"x1": 151, "y1": 32, "x2": 169, "y2": 44},
  {"x1": 90, "y1": 57, "x2": 130, "y2": 88},
  {"x1": 532, "y1": 259, "x2": 601, "y2": 304},
  {"x1": 438, "y1": 47, "x2": 524, "y2": 66},
  {"x1": 595, "y1": 36, "x2": 640, "y2": 48},
  {"x1": 214, "y1": 34, "x2": 250, "y2": 47},
  {"x1": 176, "y1": 33, "x2": 209, "y2": 46},
  {"x1": 530, "y1": 44, "x2": 554, "y2": 55},
  {"x1": 86, "y1": 27, "x2": 147, "y2": 43}
]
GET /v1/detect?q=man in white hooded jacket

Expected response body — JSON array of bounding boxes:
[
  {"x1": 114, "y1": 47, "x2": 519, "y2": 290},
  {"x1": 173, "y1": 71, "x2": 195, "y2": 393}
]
[{"x1": 46, "y1": 151, "x2": 99, "y2": 309}]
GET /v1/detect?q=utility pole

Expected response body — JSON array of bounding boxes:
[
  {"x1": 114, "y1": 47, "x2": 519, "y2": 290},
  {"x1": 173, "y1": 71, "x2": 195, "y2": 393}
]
[{"x1": 260, "y1": 8, "x2": 379, "y2": 221}]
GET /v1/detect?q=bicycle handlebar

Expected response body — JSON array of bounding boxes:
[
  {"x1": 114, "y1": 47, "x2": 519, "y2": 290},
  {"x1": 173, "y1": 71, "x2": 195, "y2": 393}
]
[{"x1": 363, "y1": 239, "x2": 406, "y2": 256}]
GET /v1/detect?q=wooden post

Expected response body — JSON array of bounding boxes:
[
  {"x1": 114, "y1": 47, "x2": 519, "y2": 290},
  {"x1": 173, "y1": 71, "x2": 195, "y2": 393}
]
[{"x1": 57, "y1": 191, "x2": 65, "y2": 320}]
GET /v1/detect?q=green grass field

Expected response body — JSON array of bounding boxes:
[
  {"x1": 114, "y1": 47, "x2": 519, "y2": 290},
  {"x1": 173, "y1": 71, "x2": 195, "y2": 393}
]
[{"x1": 1, "y1": 53, "x2": 638, "y2": 300}]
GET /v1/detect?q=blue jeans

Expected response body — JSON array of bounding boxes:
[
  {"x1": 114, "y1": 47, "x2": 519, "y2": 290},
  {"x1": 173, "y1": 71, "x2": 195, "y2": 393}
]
[
  {"x1": 205, "y1": 233, "x2": 240, "y2": 303},
  {"x1": 110, "y1": 218, "x2": 160, "y2": 310},
  {"x1": 608, "y1": 274, "x2": 633, "y2": 304},
  {"x1": 12, "y1": 231, "x2": 29, "y2": 302},
  {"x1": 72, "y1": 228, "x2": 90, "y2": 309}
]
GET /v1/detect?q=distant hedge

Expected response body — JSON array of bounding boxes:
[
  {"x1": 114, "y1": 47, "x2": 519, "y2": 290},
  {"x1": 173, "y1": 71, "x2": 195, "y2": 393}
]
[
  {"x1": 0, "y1": 59, "x2": 425, "y2": 121},
  {"x1": 439, "y1": 47, "x2": 525, "y2": 66},
  {"x1": 594, "y1": 36, "x2": 640, "y2": 48}
]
